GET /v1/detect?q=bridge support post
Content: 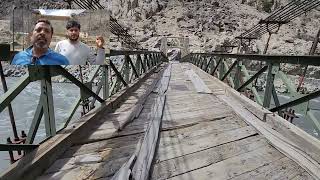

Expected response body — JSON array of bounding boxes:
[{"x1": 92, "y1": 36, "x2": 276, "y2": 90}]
[
  {"x1": 138, "y1": 55, "x2": 146, "y2": 73},
  {"x1": 189, "y1": 54, "x2": 194, "y2": 63},
  {"x1": 204, "y1": 57, "x2": 212, "y2": 73},
  {"x1": 219, "y1": 59, "x2": 225, "y2": 80},
  {"x1": 201, "y1": 57, "x2": 207, "y2": 70},
  {"x1": 144, "y1": 54, "x2": 150, "y2": 70},
  {"x1": 263, "y1": 63, "x2": 279, "y2": 108},
  {"x1": 26, "y1": 100, "x2": 43, "y2": 144},
  {"x1": 103, "y1": 65, "x2": 109, "y2": 99},
  {"x1": 193, "y1": 54, "x2": 198, "y2": 66},
  {"x1": 135, "y1": 55, "x2": 141, "y2": 76},
  {"x1": 41, "y1": 72, "x2": 56, "y2": 137},
  {"x1": 151, "y1": 54, "x2": 156, "y2": 67},
  {"x1": 190, "y1": 54, "x2": 195, "y2": 64},
  {"x1": 197, "y1": 55, "x2": 202, "y2": 67},
  {"x1": 211, "y1": 58, "x2": 220, "y2": 77},
  {"x1": 0, "y1": 61, "x2": 19, "y2": 141},
  {"x1": 124, "y1": 55, "x2": 130, "y2": 83},
  {"x1": 234, "y1": 60, "x2": 242, "y2": 89}
]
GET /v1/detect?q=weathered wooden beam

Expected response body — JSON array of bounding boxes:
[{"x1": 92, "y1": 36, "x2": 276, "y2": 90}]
[{"x1": 185, "y1": 69, "x2": 212, "y2": 94}]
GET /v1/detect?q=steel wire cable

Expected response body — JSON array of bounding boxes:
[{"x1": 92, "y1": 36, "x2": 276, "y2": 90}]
[
  {"x1": 239, "y1": 0, "x2": 320, "y2": 38},
  {"x1": 72, "y1": 0, "x2": 142, "y2": 49}
]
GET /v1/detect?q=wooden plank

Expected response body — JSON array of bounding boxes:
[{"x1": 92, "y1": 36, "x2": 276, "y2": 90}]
[
  {"x1": 221, "y1": 94, "x2": 320, "y2": 179},
  {"x1": 110, "y1": 140, "x2": 142, "y2": 180},
  {"x1": 75, "y1": 123, "x2": 148, "y2": 145},
  {"x1": 38, "y1": 163, "x2": 102, "y2": 180},
  {"x1": 113, "y1": 64, "x2": 172, "y2": 180},
  {"x1": 0, "y1": 64, "x2": 164, "y2": 180},
  {"x1": 162, "y1": 95, "x2": 221, "y2": 104},
  {"x1": 168, "y1": 145, "x2": 285, "y2": 180},
  {"x1": 159, "y1": 116, "x2": 248, "y2": 147},
  {"x1": 163, "y1": 103, "x2": 229, "y2": 115},
  {"x1": 117, "y1": 104, "x2": 143, "y2": 131},
  {"x1": 71, "y1": 66, "x2": 169, "y2": 145},
  {"x1": 131, "y1": 95, "x2": 166, "y2": 180},
  {"x1": 156, "y1": 126, "x2": 258, "y2": 162},
  {"x1": 111, "y1": 155, "x2": 136, "y2": 180},
  {"x1": 153, "y1": 63, "x2": 172, "y2": 94},
  {"x1": 144, "y1": 98, "x2": 221, "y2": 108},
  {"x1": 189, "y1": 63, "x2": 320, "y2": 179},
  {"x1": 42, "y1": 135, "x2": 143, "y2": 179},
  {"x1": 38, "y1": 156, "x2": 130, "y2": 180},
  {"x1": 151, "y1": 135, "x2": 269, "y2": 179},
  {"x1": 161, "y1": 107, "x2": 233, "y2": 122},
  {"x1": 61, "y1": 133, "x2": 142, "y2": 158},
  {"x1": 45, "y1": 149, "x2": 109, "y2": 174},
  {"x1": 185, "y1": 69, "x2": 212, "y2": 94},
  {"x1": 290, "y1": 171, "x2": 315, "y2": 180},
  {"x1": 231, "y1": 157, "x2": 313, "y2": 180}
]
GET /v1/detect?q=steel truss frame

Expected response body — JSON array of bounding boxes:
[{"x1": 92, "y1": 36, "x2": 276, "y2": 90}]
[
  {"x1": 181, "y1": 53, "x2": 320, "y2": 137},
  {"x1": 0, "y1": 50, "x2": 166, "y2": 154}
]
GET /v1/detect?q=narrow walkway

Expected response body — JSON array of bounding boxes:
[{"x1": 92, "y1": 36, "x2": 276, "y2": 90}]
[
  {"x1": 37, "y1": 62, "x2": 314, "y2": 180},
  {"x1": 150, "y1": 62, "x2": 313, "y2": 180},
  {"x1": 37, "y1": 65, "x2": 167, "y2": 180}
]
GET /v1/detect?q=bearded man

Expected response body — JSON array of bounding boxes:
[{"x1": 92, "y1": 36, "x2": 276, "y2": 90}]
[
  {"x1": 11, "y1": 19, "x2": 69, "y2": 65},
  {"x1": 54, "y1": 20, "x2": 105, "y2": 65}
]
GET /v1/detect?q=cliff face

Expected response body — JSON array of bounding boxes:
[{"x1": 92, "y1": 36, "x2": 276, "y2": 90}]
[
  {"x1": 102, "y1": 0, "x2": 167, "y2": 20},
  {"x1": 107, "y1": 0, "x2": 320, "y2": 78},
  {"x1": 107, "y1": 0, "x2": 319, "y2": 53}
]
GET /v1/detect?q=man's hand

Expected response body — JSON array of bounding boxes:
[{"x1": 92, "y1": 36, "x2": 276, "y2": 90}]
[{"x1": 96, "y1": 36, "x2": 105, "y2": 49}]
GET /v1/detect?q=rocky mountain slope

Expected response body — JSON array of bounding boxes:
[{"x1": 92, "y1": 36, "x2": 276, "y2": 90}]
[
  {"x1": 104, "y1": 0, "x2": 320, "y2": 80},
  {"x1": 106, "y1": 0, "x2": 319, "y2": 55},
  {"x1": 1, "y1": 0, "x2": 320, "y2": 79}
]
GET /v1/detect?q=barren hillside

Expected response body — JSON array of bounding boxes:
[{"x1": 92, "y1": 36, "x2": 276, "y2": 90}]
[{"x1": 105, "y1": 0, "x2": 320, "y2": 55}]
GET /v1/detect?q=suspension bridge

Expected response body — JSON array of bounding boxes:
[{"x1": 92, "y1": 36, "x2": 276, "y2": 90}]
[{"x1": 1, "y1": 0, "x2": 320, "y2": 179}]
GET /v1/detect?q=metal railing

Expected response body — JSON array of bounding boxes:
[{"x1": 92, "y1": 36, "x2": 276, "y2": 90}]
[
  {"x1": 181, "y1": 52, "x2": 320, "y2": 138},
  {"x1": 0, "y1": 50, "x2": 166, "y2": 163}
]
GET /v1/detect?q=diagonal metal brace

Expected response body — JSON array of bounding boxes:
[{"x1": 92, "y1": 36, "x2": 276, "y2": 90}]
[
  {"x1": 211, "y1": 58, "x2": 222, "y2": 76},
  {"x1": 221, "y1": 60, "x2": 239, "y2": 81},
  {"x1": 110, "y1": 60, "x2": 128, "y2": 87},
  {"x1": 237, "y1": 65, "x2": 268, "y2": 91},
  {"x1": 269, "y1": 89, "x2": 320, "y2": 112},
  {"x1": 126, "y1": 55, "x2": 139, "y2": 78},
  {"x1": 54, "y1": 66, "x2": 105, "y2": 103},
  {"x1": 0, "y1": 74, "x2": 30, "y2": 113}
]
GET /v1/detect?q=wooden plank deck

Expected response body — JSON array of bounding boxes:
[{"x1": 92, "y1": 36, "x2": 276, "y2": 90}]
[
  {"x1": 36, "y1": 65, "x2": 167, "y2": 180},
  {"x1": 31, "y1": 61, "x2": 318, "y2": 180},
  {"x1": 150, "y1": 62, "x2": 315, "y2": 180}
]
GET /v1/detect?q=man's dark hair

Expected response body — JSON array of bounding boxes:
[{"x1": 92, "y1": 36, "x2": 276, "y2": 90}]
[
  {"x1": 66, "y1": 20, "x2": 81, "y2": 30},
  {"x1": 35, "y1": 19, "x2": 54, "y2": 34}
]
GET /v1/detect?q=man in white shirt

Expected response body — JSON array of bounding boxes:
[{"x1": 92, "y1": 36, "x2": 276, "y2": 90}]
[{"x1": 55, "y1": 20, "x2": 105, "y2": 65}]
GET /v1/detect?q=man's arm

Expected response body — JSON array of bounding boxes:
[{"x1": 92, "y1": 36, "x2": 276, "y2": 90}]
[
  {"x1": 88, "y1": 36, "x2": 106, "y2": 65},
  {"x1": 87, "y1": 47, "x2": 105, "y2": 65}
]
